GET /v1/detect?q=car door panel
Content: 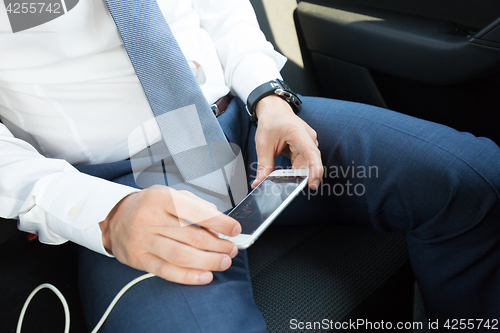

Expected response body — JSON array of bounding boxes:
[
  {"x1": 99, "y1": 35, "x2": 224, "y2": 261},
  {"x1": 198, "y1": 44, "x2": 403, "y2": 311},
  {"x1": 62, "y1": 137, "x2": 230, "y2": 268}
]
[
  {"x1": 295, "y1": 0, "x2": 500, "y2": 144},
  {"x1": 298, "y1": 2, "x2": 500, "y2": 84}
]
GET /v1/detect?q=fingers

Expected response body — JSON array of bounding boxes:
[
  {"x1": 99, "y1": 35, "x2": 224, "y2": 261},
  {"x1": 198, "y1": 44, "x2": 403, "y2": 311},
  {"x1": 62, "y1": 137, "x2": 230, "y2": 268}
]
[
  {"x1": 303, "y1": 147, "x2": 323, "y2": 189},
  {"x1": 195, "y1": 213, "x2": 242, "y2": 237},
  {"x1": 252, "y1": 95, "x2": 323, "y2": 189},
  {"x1": 148, "y1": 236, "x2": 234, "y2": 273},
  {"x1": 157, "y1": 188, "x2": 241, "y2": 237},
  {"x1": 138, "y1": 253, "x2": 214, "y2": 285},
  {"x1": 252, "y1": 139, "x2": 276, "y2": 189},
  {"x1": 307, "y1": 127, "x2": 318, "y2": 145},
  {"x1": 303, "y1": 147, "x2": 323, "y2": 190},
  {"x1": 154, "y1": 223, "x2": 238, "y2": 257},
  {"x1": 167, "y1": 189, "x2": 220, "y2": 222},
  {"x1": 137, "y1": 233, "x2": 237, "y2": 285},
  {"x1": 304, "y1": 128, "x2": 323, "y2": 188},
  {"x1": 107, "y1": 186, "x2": 242, "y2": 286},
  {"x1": 288, "y1": 127, "x2": 324, "y2": 190}
]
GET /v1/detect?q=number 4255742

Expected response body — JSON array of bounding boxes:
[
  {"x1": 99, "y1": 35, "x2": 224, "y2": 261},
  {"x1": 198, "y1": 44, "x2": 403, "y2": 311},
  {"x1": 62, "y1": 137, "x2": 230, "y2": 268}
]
[
  {"x1": 5, "y1": 2, "x2": 62, "y2": 14},
  {"x1": 444, "y1": 319, "x2": 498, "y2": 330}
]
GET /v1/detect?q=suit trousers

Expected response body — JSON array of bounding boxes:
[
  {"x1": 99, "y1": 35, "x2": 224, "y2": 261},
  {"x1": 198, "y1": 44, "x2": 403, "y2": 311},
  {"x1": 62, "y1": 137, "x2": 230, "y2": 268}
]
[{"x1": 76, "y1": 96, "x2": 500, "y2": 332}]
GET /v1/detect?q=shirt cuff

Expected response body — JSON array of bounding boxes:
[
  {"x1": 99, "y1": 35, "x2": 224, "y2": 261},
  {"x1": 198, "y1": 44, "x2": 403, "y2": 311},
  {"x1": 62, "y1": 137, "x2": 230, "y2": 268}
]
[
  {"x1": 18, "y1": 170, "x2": 138, "y2": 257},
  {"x1": 231, "y1": 52, "x2": 287, "y2": 104}
]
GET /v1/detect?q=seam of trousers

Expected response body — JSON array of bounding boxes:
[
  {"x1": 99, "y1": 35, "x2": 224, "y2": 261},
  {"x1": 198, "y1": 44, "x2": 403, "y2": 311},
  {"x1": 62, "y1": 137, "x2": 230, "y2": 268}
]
[{"x1": 179, "y1": 287, "x2": 205, "y2": 333}]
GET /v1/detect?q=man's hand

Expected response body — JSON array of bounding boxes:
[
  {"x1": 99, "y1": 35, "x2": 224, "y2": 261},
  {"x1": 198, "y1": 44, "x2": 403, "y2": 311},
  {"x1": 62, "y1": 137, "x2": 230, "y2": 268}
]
[
  {"x1": 99, "y1": 185, "x2": 241, "y2": 285},
  {"x1": 252, "y1": 95, "x2": 323, "y2": 189}
]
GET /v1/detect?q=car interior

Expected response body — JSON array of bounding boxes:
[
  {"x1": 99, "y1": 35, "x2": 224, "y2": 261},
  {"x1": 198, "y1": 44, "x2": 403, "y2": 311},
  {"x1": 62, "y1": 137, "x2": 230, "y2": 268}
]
[{"x1": 1, "y1": 0, "x2": 500, "y2": 332}]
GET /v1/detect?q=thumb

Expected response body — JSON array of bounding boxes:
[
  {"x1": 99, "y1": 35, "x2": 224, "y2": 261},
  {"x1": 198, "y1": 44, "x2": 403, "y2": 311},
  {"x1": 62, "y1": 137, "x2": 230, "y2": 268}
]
[{"x1": 252, "y1": 146, "x2": 275, "y2": 189}]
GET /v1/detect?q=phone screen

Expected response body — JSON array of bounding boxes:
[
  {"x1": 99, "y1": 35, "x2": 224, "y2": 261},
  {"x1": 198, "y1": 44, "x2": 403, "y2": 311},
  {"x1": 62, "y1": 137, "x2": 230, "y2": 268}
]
[{"x1": 228, "y1": 175, "x2": 306, "y2": 235}]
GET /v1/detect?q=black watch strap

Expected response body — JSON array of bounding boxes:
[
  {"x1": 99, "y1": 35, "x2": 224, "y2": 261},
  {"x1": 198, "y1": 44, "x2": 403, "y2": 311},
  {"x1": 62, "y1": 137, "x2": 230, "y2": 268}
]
[{"x1": 246, "y1": 79, "x2": 301, "y2": 125}]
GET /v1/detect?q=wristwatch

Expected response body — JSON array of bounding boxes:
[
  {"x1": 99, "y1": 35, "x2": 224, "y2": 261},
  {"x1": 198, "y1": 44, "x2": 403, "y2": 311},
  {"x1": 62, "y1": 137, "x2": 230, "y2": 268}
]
[{"x1": 246, "y1": 79, "x2": 302, "y2": 125}]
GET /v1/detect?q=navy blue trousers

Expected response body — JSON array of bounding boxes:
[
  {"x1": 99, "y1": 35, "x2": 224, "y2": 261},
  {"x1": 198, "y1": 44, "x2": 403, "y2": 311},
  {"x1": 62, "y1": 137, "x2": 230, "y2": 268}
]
[{"x1": 77, "y1": 97, "x2": 500, "y2": 332}]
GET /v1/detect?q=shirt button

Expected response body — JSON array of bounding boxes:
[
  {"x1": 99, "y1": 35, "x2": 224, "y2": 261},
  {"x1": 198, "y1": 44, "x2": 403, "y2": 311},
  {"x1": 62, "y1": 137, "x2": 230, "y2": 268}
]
[{"x1": 68, "y1": 207, "x2": 80, "y2": 218}]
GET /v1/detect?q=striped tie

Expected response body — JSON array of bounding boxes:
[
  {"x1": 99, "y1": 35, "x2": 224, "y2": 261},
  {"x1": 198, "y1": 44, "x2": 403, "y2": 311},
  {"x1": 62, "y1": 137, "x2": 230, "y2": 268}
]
[{"x1": 104, "y1": 0, "x2": 246, "y2": 204}]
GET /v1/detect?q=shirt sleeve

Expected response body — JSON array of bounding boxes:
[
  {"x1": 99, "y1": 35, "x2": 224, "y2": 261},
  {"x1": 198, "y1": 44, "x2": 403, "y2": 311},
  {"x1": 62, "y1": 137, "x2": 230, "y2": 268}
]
[
  {"x1": 192, "y1": 0, "x2": 288, "y2": 103},
  {"x1": 0, "y1": 123, "x2": 138, "y2": 256}
]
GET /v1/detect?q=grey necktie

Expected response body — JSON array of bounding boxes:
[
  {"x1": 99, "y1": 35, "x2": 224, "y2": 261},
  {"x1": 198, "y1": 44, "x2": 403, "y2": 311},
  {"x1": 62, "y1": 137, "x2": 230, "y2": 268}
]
[{"x1": 104, "y1": 0, "x2": 246, "y2": 202}]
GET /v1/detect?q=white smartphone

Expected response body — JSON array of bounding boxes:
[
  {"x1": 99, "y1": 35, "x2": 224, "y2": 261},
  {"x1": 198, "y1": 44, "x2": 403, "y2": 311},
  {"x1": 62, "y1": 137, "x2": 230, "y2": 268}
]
[{"x1": 220, "y1": 168, "x2": 309, "y2": 249}]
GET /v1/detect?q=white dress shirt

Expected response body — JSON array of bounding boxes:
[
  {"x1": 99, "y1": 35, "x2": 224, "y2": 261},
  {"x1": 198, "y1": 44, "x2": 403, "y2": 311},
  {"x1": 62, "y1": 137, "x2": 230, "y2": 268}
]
[{"x1": 0, "y1": 0, "x2": 286, "y2": 255}]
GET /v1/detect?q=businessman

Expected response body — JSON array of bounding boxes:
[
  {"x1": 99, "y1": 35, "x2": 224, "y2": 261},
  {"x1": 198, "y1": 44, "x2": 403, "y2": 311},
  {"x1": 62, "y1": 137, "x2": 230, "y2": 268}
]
[{"x1": 1, "y1": 0, "x2": 499, "y2": 332}]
